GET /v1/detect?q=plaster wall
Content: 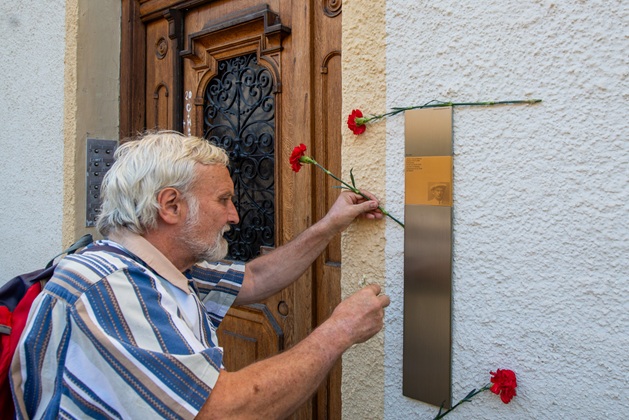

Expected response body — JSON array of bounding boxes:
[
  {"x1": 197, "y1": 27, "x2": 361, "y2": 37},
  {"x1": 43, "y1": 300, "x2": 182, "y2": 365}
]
[
  {"x1": 0, "y1": 1, "x2": 67, "y2": 281},
  {"x1": 0, "y1": 0, "x2": 120, "y2": 284},
  {"x1": 62, "y1": 0, "x2": 121, "y2": 245},
  {"x1": 381, "y1": 1, "x2": 628, "y2": 419},
  {"x1": 341, "y1": 1, "x2": 388, "y2": 418}
]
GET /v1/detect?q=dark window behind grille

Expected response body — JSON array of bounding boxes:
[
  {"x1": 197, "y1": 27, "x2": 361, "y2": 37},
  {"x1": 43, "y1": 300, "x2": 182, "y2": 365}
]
[{"x1": 203, "y1": 53, "x2": 275, "y2": 262}]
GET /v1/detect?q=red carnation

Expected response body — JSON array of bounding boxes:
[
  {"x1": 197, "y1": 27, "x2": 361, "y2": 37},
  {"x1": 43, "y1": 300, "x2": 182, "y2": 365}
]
[
  {"x1": 490, "y1": 369, "x2": 517, "y2": 404},
  {"x1": 347, "y1": 109, "x2": 367, "y2": 135},
  {"x1": 287, "y1": 142, "x2": 403, "y2": 227},
  {"x1": 290, "y1": 143, "x2": 308, "y2": 173}
]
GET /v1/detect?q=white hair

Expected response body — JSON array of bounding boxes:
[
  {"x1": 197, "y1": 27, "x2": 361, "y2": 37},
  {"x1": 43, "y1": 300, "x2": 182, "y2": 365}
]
[{"x1": 96, "y1": 131, "x2": 230, "y2": 236}]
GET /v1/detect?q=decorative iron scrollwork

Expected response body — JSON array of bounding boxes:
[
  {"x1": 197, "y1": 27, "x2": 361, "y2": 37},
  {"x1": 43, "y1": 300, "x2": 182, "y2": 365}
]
[{"x1": 203, "y1": 53, "x2": 275, "y2": 261}]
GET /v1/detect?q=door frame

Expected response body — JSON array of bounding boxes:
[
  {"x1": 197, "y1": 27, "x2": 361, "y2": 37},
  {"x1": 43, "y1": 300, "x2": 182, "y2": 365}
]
[{"x1": 119, "y1": 1, "x2": 343, "y2": 418}]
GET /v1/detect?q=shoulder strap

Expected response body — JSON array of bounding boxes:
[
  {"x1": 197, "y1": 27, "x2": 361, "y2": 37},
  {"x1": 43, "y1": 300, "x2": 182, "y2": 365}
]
[
  {"x1": 85, "y1": 244, "x2": 131, "y2": 258},
  {"x1": 45, "y1": 234, "x2": 94, "y2": 268}
]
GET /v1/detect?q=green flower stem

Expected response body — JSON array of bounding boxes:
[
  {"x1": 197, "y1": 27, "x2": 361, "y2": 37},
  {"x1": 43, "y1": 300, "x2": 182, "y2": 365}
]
[
  {"x1": 308, "y1": 159, "x2": 405, "y2": 228},
  {"x1": 362, "y1": 99, "x2": 542, "y2": 125},
  {"x1": 433, "y1": 384, "x2": 491, "y2": 419}
]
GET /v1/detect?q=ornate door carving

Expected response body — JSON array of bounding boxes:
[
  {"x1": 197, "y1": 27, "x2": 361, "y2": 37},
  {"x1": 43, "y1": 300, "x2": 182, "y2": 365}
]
[{"x1": 120, "y1": 1, "x2": 342, "y2": 418}]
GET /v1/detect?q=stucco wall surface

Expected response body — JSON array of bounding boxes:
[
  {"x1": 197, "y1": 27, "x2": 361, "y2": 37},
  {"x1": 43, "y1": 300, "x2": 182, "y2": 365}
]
[
  {"x1": 383, "y1": 1, "x2": 628, "y2": 419},
  {"x1": 62, "y1": 0, "x2": 120, "y2": 244},
  {"x1": 342, "y1": 0, "x2": 388, "y2": 418},
  {"x1": 0, "y1": 1, "x2": 66, "y2": 282}
]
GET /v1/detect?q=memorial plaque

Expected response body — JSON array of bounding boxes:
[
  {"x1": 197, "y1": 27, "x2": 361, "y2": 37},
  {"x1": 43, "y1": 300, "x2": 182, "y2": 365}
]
[{"x1": 403, "y1": 107, "x2": 453, "y2": 408}]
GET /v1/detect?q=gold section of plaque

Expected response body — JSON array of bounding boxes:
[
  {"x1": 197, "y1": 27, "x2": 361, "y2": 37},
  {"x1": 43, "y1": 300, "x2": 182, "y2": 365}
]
[{"x1": 405, "y1": 156, "x2": 453, "y2": 206}]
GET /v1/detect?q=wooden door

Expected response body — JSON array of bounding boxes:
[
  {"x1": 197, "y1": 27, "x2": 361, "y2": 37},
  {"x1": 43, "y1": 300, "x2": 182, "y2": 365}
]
[{"x1": 120, "y1": 1, "x2": 342, "y2": 418}]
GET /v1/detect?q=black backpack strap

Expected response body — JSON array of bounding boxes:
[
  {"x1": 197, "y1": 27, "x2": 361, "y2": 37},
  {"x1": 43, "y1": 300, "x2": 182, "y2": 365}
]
[
  {"x1": 45, "y1": 234, "x2": 94, "y2": 268},
  {"x1": 1, "y1": 234, "x2": 94, "y2": 310},
  {"x1": 0, "y1": 236, "x2": 130, "y2": 313},
  {"x1": 84, "y1": 244, "x2": 131, "y2": 258}
]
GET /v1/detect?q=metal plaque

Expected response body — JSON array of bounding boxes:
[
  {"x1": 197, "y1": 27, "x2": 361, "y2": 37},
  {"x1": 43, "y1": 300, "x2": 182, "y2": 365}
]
[
  {"x1": 86, "y1": 139, "x2": 118, "y2": 227},
  {"x1": 403, "y1": 107, "x2": 453, "y2": 407}
]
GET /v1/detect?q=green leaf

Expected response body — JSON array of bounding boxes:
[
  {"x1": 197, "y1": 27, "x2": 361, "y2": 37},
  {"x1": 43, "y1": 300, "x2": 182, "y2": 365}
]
[{"x1": 350, "y1": 168, "x2": 356, "y2": 189}]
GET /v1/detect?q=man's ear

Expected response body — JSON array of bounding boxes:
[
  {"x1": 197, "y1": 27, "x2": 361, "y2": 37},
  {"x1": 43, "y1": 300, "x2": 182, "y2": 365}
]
[{"x1": 156, "y1": 187, "x2": 185, "y2": 225}]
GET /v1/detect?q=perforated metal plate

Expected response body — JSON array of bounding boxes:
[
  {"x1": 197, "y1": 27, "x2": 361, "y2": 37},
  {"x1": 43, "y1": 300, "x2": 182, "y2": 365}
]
[{"x1": 86, "y1": 139, "x2": 117, "y2": 227}]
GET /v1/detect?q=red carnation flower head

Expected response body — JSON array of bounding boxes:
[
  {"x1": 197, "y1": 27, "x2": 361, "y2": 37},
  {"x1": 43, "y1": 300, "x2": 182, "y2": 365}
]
[
  {"x1": 287, "y1": 143, "x2": 404, "y2": 227},
  {"x1": 347, "y1": 109, "x2": 368, "y2": 135},
  {"x1": 490, "y1": 369, "x2": 517, "y2": 404},
  {"x1": 289, "y1": 143, "x2": 316, "y2": 173}
]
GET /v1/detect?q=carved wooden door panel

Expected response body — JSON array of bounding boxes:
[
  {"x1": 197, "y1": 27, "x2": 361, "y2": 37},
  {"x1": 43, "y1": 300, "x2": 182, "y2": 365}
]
[{"x1": 121, "y1": 1, "x2": 342, "y2": 418}]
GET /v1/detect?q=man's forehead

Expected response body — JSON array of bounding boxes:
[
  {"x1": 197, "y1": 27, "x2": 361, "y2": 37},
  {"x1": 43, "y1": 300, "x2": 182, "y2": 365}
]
[
  {"x1": 196, "y1": 163, "x2": 228, "y2": 177},
  {"x1": 195, "y1": 164, "x2": 234, "y2": 188}
]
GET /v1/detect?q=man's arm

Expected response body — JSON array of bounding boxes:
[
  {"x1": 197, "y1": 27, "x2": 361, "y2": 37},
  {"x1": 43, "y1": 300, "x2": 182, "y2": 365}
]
[
  {"x1": 234, "y1": 190, "x2": 382, "y2": 305},
  {"x1": 196, "y1": 284, "x2": 389, "y2": 419}
]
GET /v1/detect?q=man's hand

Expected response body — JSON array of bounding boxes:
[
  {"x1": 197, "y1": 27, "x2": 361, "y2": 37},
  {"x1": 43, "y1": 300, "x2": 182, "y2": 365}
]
[
  {"x1": 236, "y1": 192, "x2": 383, "y2": 305},
  {"x1": 201, "y1": 283, "x2": 390, "y2": 420},
  {"x1": 326, "y1": 283, "x2": 390, "y2": 348},
  {"x1": 322, "y1": 190, "x2": 384, "y2": 233}
]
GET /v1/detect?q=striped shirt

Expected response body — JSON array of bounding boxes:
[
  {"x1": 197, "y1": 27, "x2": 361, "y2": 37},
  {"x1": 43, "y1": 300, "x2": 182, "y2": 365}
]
[{"x1": 10, "y1": 233, "x2": 244, "y2": 419}]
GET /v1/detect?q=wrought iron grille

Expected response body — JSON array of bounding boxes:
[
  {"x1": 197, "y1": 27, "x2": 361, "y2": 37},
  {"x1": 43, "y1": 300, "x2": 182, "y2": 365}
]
[{"x1": 203, "y1": 53, "x2": 275, "y2": 261}]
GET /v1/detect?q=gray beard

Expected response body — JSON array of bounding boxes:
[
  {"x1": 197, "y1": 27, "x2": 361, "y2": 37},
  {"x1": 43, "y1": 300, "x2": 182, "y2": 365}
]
[
  {"x1": 191, "y1": 231, "x2": 228, "y2": 263},
  {"x1": 181, "y1": 216, "x2": 230, "y2": 263}
]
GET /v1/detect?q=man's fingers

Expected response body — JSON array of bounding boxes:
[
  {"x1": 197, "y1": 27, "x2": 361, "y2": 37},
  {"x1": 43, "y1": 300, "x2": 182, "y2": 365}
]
[
  {"x1": 356, "y1": 189, "x2": 379, "y2": 203},
  {"x1": 361, "y1": 200, "x2": 380, "y2": 213},
  {"x1": 366, "y1": 283, "x2": 382, "y2": 296},
  {"x1": 351, "y1": 198, "x2": 382, "y2": 220},
  {"x1": 363, "y1": 283, "x2": 390, "y2": 307},
  {"x1": 342, "y1": 189, "x2": 379, "y2": 205},
  {"x1": 378, "y1": 294, "x2": 391, "y2": 308}
]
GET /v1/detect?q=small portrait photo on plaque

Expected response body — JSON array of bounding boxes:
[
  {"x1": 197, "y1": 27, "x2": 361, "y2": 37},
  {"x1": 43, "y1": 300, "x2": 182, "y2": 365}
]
[{"x1": 427, "y1": 182, "x2": 451, "y2": 206}]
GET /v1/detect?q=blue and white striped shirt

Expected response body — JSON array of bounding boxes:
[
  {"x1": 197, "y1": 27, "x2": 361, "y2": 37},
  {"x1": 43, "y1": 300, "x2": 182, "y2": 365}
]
[{"x1": 10, "y1": 234, "x2": 244, "y2": 419}]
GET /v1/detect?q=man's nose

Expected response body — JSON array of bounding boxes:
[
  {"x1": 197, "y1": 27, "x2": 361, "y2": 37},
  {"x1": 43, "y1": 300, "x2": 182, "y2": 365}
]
[{"x1": 228, "y1": 200, "x2": 240, "y2": 224}]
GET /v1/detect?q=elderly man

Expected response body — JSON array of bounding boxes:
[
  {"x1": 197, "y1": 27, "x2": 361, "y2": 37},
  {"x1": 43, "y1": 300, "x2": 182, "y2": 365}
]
[{"x1": 11, "y1": 131, "x2": 389, "y2": 419}]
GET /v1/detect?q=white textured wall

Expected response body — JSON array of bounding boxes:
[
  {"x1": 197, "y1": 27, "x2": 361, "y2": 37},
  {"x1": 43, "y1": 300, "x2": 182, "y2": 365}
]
[
  {"x1": 0, "y1": 1, "x2": 66, "y2": 281},
  {"x1": 384, "y1": 1, "x2": 628, "y2": 419}
]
